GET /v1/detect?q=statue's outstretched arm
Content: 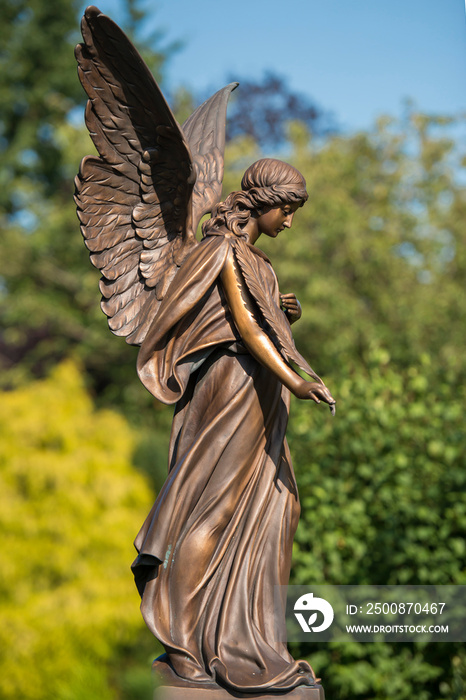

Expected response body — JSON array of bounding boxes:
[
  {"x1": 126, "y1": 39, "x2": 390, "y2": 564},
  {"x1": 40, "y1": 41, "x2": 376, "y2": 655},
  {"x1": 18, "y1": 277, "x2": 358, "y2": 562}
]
[{"x1": 221, "y1": 247, "x2": 335, "y2": 406}]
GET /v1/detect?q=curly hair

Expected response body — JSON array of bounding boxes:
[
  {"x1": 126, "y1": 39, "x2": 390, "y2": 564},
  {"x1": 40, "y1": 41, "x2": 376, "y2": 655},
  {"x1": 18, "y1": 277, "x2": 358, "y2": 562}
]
[{"x1": 202, "y1": 158, "x2": 308, "y2": 238}]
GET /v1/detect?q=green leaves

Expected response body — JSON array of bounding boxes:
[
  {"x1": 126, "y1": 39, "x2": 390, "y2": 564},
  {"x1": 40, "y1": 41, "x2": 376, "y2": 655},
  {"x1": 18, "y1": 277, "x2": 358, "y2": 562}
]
[
  {"x1": 258, "y1": 112, "x2": 466, "y2": 378},
  {"x1": 288, "y1": 356, "x2": 466, "y2": 697},
  {"x1": 0, "y1": 361, "x2": 157, "y2": 699}
]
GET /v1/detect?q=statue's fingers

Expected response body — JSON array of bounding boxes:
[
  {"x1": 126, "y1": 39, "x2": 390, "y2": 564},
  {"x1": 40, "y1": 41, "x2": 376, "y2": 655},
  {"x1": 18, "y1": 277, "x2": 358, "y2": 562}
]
[{"x1": 319, "y1": 387, "x2": 335, "y2": 404}]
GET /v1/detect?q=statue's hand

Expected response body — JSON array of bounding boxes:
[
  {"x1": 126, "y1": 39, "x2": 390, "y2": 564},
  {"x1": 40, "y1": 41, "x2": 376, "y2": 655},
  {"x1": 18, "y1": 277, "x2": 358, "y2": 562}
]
[
  {"x1": 280, "y1": 293, "x2": 302, "y2": 323},
  {"x1": 294, "y1": 379, "x2": 336, "y2": 415}
]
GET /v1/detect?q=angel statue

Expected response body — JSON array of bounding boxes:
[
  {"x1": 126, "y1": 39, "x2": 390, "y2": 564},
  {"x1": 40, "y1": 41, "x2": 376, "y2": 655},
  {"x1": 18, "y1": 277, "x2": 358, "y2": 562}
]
[{"x1": 75, "y1": 6, "x2": 335, "y2": 697}]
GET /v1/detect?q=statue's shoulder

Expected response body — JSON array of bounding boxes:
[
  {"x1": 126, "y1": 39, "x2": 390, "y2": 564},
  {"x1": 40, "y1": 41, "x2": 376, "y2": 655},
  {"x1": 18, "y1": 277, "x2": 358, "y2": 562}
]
[
  {"x1": 172, "y1": 227, "x2": 234, "y2": 284},
  {"x1": 201, "y1": 227, "x2": 271, "y2": 262},
  {"x1": 201, "y1": 224, "x2": 233, "y2": 243},
  {"x1": 198, "y1": 226, "x2": 239, "y2": 260}
]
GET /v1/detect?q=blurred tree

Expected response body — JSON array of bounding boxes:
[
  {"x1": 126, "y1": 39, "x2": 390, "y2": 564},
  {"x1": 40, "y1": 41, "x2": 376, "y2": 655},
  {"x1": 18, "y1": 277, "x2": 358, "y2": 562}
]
[
  {"x1": 0, "y1": 0, "x2": 172, "y2": 421},
  {"x1": 0, "y1": 0, "x2": 166, "y2": 213},
  {"x1": 0, "y1": 361, "x2": 159, "y2": 700},
  {"x1": 2, "y1": 0, "x2": 464, "y2": 414},
  {"x1": 250, "y1": 113, "x2": 466, "y2": 379},
  {"x1": 288, "y1": 350, "x2": 466, "y2": 699},
  {"x1": 0, "y1": 0, "x2": 83, "y2": 212},
  {"x1": 171, "y1": 85, "x2": 197, "y2": 126},
  {"x1": 224, "y1": 72, "x2": 333, "y2": 149}
]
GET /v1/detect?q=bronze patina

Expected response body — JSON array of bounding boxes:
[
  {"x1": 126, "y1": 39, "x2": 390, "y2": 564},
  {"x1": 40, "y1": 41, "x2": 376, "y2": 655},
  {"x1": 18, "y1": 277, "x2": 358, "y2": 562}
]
[{"x1": 75, "y1": 6, "x2": 335, "y2": 696}]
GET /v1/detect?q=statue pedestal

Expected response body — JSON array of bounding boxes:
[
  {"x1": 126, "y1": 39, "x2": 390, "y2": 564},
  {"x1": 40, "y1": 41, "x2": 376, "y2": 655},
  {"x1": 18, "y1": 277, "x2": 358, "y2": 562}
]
[
  {"x1": 153, "y1": 654, "x2": 325, "y2": 699},
  {"x1": 155, "y1": 687, "x2": 325, "y2": 699}
]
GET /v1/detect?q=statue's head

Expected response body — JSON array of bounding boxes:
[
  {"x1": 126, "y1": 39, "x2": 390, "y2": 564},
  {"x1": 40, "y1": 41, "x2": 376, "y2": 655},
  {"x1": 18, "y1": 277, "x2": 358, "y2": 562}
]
[
  {"x1": 202, "y1": 158, "x2": 307, "y2": 239},
  {"x1": 241, "y1": 159, "x2": 308, "y2": 211}
]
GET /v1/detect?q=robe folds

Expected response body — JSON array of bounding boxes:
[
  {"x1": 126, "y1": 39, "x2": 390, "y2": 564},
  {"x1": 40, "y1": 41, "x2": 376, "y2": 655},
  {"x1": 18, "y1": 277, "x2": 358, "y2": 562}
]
[{"x1": 132, "y1": 229, "x2": 316, "y2": 692}]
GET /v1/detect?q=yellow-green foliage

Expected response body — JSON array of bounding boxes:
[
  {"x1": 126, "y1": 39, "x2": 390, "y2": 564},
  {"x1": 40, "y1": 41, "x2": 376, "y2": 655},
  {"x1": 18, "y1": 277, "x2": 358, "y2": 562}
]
[{"x1": 0, "y1": 361, "x2": 154, "y2": 700}]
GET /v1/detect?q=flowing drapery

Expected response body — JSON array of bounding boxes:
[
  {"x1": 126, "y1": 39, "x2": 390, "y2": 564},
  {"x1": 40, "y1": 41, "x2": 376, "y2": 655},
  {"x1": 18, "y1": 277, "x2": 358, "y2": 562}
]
[{"x1": 132, "y1": 231, "x2": 315, "y2": 692}]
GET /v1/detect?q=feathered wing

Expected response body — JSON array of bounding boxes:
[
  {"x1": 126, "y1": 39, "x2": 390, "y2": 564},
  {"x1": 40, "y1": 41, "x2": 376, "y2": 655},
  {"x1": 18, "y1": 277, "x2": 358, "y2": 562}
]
[
  {"x1": 75, "y1": 6, "x2": 198, "y2": 345},
  {"x1": 233, "y1": 238, "x2": 323, "y2": 384},
  {"x1": 182, "y1": 83, "x2": 238, "y2": 233}
]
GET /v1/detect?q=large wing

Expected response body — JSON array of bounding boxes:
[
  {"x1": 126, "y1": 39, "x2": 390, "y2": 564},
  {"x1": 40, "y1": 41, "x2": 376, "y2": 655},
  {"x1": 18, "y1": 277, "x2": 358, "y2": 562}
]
[
  {"x1": 74, "y1": 6, "x2": 197, "y2": 346},
  {"x1": 233, "y1": 238, "x2": 324, "y2": 384},
  {"x1": 182, "y1": 83, "x2": 238, "y2": 234}
]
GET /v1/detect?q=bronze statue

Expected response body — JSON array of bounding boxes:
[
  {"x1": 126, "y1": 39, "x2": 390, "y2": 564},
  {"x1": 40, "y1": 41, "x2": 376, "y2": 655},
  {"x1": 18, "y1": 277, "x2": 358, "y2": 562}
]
[{"x1": 75, "y1": 6, "x2": 335, "y2": 696}]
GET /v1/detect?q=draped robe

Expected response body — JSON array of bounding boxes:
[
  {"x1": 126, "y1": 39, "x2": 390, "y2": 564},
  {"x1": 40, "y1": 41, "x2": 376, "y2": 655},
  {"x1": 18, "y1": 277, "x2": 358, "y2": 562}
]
[{"x1": 132, "y1": 229, "x2": 316, "y2": 692}]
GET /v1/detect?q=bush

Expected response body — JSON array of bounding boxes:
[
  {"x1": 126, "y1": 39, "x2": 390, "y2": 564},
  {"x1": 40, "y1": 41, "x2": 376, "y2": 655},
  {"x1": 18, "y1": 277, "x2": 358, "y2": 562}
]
[
  {"x1": 0, "y1": 361, "x2": 156, "y2": 700},
  {"x1": 288, "y1": 351, "x2": 466, "y2": 698}
]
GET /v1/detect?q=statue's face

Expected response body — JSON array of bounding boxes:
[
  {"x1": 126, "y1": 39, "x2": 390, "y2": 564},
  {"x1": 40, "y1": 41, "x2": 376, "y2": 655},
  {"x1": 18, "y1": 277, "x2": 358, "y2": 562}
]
[{"x1": 256, "y1": 201, "x2": 301, "y2": 238}]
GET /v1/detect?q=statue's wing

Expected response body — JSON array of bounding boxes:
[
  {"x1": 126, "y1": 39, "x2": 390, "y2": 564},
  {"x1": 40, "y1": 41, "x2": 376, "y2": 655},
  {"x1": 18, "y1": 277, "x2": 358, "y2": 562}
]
[
  {"x1": 182, "y1": 83, "x2": 238, "y2": 234},
  {"x1": 74, "y1": 6, "x2": 197, "y2": 346},
  {"x1": 233, "y1": 239, "x2": 324, "y2": 384}
]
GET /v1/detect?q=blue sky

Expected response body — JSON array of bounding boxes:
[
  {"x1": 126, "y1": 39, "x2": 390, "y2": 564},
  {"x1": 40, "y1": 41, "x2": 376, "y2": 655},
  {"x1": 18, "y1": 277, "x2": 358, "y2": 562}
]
[{"x1": 81, "y1": 0, "x2": 466, "y2": 132}]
